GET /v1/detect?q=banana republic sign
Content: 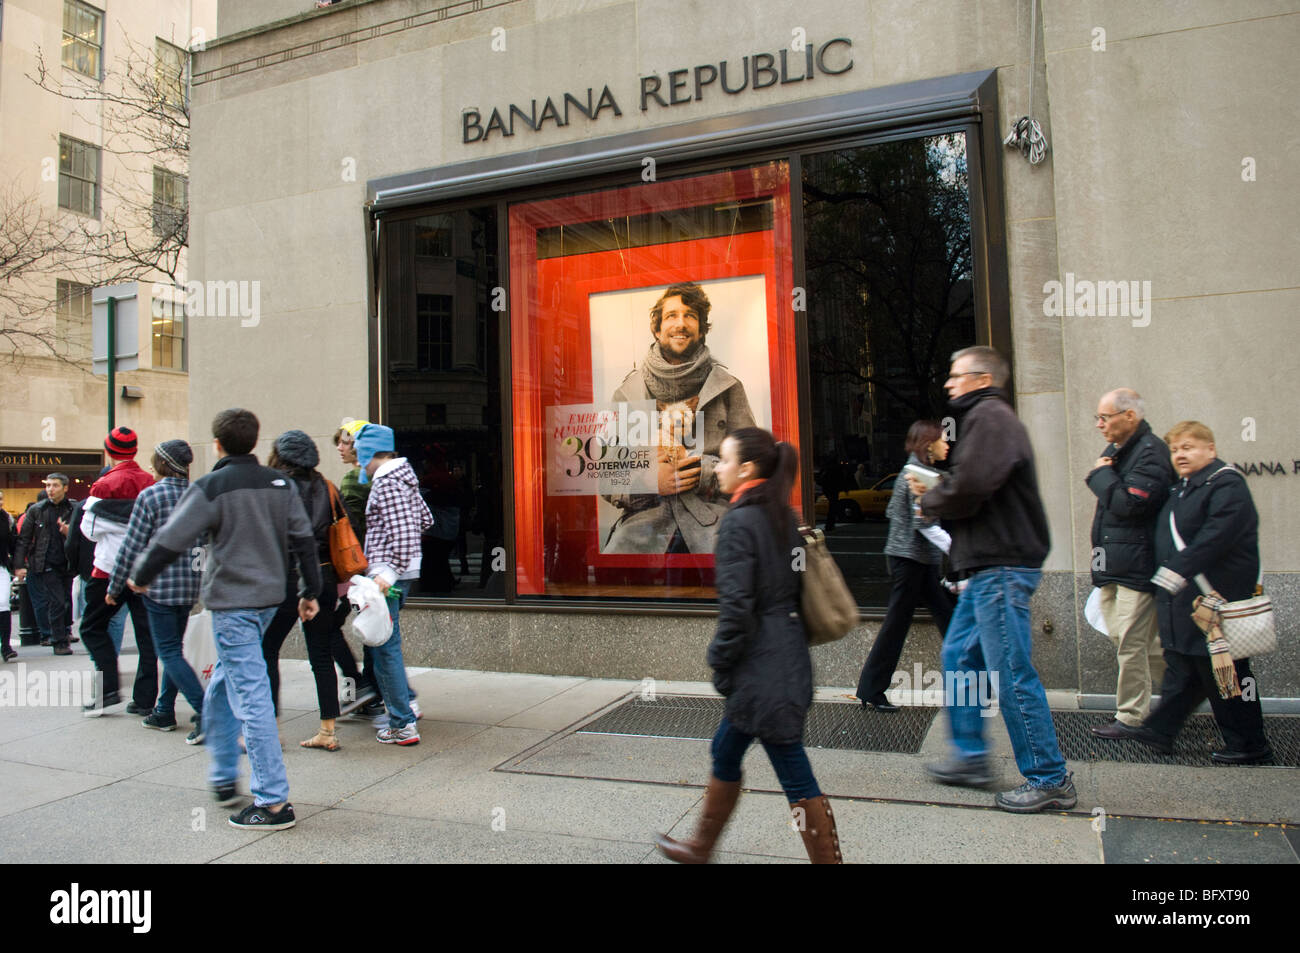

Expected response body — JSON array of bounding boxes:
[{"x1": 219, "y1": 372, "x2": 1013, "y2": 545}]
[{"x1": 461, "y1": 37, "x2": 854, "y2": 144}]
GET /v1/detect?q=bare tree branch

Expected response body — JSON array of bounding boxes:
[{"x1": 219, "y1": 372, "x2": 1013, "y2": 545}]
[{"x1": 2, "y1": 31, "x2": 190, "y2": 368}]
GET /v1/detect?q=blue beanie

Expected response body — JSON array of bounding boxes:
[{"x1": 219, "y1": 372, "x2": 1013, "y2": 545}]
[{"x1": 355, "y1": 423, "x2": 396, "y2": 484}]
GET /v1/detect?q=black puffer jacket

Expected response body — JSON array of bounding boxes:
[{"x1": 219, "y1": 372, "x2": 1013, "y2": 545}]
[
  {"x1": 919, "y1": 388, "x2": 1050, "y2": 574},
  {"x1": 1153, "y1": 460, "x2": 1260, "y2": 656},
  {"x1": 1086, "y1": 419, "x2": 1175, "y2": 591},
  {"x1": 706, "y1": 495, "x2": 811, "y2": 746}
]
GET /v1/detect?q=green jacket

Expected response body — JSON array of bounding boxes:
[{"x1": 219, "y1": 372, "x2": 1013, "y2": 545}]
[{"x1": 340, "y1": 467, "x2": 370, "y2": 540}]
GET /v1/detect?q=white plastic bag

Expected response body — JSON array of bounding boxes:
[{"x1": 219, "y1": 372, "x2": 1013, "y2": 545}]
[
  {"x1": 182, "y1": 609, "x2": 218, "y2": 688},
  {"x1": 347, "y1": 574, "x2": 393, "y2": 647},
  {"x1": 1084, "y1": 587, "x2": 1108, "y2": 636}
]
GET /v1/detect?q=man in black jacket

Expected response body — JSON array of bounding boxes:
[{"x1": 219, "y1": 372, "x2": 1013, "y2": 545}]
[
  {"x1": 907, "y1": 346, "x2": 1074, "y2": 813},
  {"x1": 14, "y1": 474, "x2": 75, "y2": 655},
  {"x1": 1085, "y1": 389, "x2": 1175, "y2": 739}
]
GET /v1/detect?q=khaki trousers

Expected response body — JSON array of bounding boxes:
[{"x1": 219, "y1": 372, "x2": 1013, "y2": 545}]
[{"x1": 1099, "y1": 583, "x2": 1165, "y2": 726}]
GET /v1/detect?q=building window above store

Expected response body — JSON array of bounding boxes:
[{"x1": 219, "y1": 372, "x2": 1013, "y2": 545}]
[
  {"x1": 55, "y1": 279, "x2": 92, "y2": 359},
  {"x1": 58, "y1": 135, "x2": 100, "y2": 217},
  {"x1": 152, "y1": 166, "x2": 188, "y2": 238},
  {"x1": 154, "y1": 38, "x2": 187, "y2": 110},
  {"x1": 152, "y1": 304, "x2": 185, "y2": 370},
  {"x1": 61, "y1": 0, "x2": 102, "y2": 79}
]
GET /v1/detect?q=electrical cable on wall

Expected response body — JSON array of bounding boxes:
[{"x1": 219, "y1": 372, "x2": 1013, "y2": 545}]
[{"x1": 1005, "y1": 0, "x2": 1049, "y2": 165}]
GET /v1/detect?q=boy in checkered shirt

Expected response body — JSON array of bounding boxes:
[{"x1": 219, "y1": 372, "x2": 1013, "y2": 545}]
[
  {"x1": 108, "y1": 440, "x2": 205, "y2": 741},
  {"x1": 355, "y1": 424, "x2": 432, "y2": 745}
]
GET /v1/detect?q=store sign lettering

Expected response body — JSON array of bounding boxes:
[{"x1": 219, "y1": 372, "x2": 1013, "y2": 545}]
[
  {"x1": 462, "y1": 38, "x2": 853, "y2": 144},
  {"x1": 0, "y1": 451, "x2": 102, "y2": 467},
  {"x1": 462, "y1": 86, "x2": 623, "y2": 143},
  {"x1": 1233, "y1": 460, "x2": 1300, "y2": 477}
]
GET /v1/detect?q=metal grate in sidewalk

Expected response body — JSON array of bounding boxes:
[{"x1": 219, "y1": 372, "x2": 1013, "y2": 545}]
[
  {"x1": 1052, "y1": 711, "x2": 1299, "y2": 767},
  {"x1": 577, "y1": 695, "x2": 938, "y2": 754}
]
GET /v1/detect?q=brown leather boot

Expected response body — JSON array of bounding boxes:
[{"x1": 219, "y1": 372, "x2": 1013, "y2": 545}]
[
  {"x1": 793, "y1": 795, "x2": 843, "y2": 863},
  {"x1": 655, "y1": 775, "x2": 742, "y2": 863}
]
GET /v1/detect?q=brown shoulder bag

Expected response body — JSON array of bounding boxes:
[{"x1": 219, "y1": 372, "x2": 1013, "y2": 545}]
[{"x1": 326, "y1": 478, "x2": 368, "y2": 577}]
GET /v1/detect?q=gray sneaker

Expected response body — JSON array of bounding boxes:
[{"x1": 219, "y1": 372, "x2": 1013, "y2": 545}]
[
  {"x1": 925, "y1": 756, "x2": 994, "y2": 789},
  {"x1": 995, "y1": 773, "x2": 1077, "y2": 813}
]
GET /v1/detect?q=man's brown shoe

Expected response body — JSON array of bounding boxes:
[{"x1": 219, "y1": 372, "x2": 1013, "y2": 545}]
[
  {"x1": 655, "y1": 775, "x2": 741, "y2": 864},
  {"x1": 1090, "y1": 719, "x2": 1139, "y2": 740}
]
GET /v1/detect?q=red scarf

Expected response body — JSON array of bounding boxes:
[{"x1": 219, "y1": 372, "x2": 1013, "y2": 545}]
[{"x1": 729, "y1": 477, "x2": 767, "y2": 503}]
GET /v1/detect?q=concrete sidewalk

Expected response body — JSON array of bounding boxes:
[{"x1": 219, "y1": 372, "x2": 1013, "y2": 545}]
[{"x1": 0, "y1": 641, "x2": 1295, "y2": 864}]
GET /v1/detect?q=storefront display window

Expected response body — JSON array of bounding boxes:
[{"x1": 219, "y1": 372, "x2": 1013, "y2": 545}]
[
  {"x1": 802, "y1": 133, "x2": 975, "y2": 606},
  {"x1": 375, "y1": 93, "x2": 997, "y2": 609},
  {"x1": 507, "y1": 162, "x2": 801, "y2": 601},
  {"x1": 380, "y1": 206, "x2": 506, "y2": 597}
]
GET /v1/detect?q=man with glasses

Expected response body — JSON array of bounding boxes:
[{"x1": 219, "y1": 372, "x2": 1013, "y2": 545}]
[
  {"x1": 905, "y1": 346, "x2": 1074, "y2": 813},
  {"x1": 1085, "y1": 389, "x2": 1174, "y2": 739}
]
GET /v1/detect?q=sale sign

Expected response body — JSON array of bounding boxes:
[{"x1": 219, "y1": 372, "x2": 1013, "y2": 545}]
[{"x1": 546, "y1": 401, "x2": 659, "y2": 496}]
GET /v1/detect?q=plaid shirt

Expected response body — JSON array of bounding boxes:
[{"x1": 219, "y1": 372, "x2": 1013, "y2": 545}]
[
  {"x1": 364, "y1": 459, "x2": 433, "y2": 585},
  {"x1": 109, "y1": 477, "x2": 201, "y2": 605}
]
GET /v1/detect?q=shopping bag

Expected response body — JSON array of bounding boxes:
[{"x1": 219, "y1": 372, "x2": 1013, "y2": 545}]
[
  {"x1": 347, "y1": 574, "x2": 393, "y2": 647},
  {"x1": 1084, "y1": 587, "x2": 1108, "y2": 636},
  {"x1": 182, "y1": 609, "x2": 218, "y2": 688}
]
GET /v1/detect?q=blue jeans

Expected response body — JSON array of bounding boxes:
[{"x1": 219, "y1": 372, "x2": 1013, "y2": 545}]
[
  {"x1": 76, "y1": 581, "x2": 126, "y2": 652},
  {"x1": 710, "y1": 716, "x2": 821, "y2": 803},
  {"x1": 143, "y1": 597, "x2": 203, "y2": 718},
  {"x1": 371, "y1": 583, "x2": 415, "y2": 730},
  {"x1": 941, "y1": 566, "x2": 1067, "y2": 788},
  {"x1": 204, "y1": 607, "x2": 287, "y2": 806}
]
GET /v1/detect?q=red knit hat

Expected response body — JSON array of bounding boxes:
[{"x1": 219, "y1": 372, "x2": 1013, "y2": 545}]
[{"x1": 105, "y1": 426, "x2": 138, "y2": 459}]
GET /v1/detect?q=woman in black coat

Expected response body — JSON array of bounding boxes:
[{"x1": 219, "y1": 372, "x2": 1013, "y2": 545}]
[
  {"x1": 260, "y1": 431, "x2": 363, "y2": 751},
  {"x1": 656, "y1": 427, "x2": 842, "y2": 864},
  {"x1": 1134, "y1": 421, "x2": 1271, "y2": 763}
]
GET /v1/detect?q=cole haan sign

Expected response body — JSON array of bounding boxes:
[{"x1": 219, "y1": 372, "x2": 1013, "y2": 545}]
[{"x1": 461, "y1": 37, "x2": 854, "y2": 144}]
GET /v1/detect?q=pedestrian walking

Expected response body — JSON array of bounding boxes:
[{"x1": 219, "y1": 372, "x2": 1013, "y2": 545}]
[
  {"x1": 128, "y1": 409, "x2": 322, "y2": 830},
  {"x1": 13, "y1": 474, "x2": 76, "y2": 655},
  {"x1": 657, "y1": 427, "x2": 842, "y2": 863},
  {"x1": 1084, "y1": 388, "x2": 1175, "y2": 739},
  {"x1": 66, "y1": 475, "x2": 128, "y2": 653},
  {"x1": 106, "y1": 441, "x2": 205, "y2": 741},
  {"x1": 355, "y1": 423, "x2": 432, "y2": 745},
  {"x1": 333, "y1": 420, "x2": 383, "y2": 715},
  {"x1": 1129, "y1": 421, "x2": 1273, "y2": 764},
  {"x1": 0, "y1": 491, "x2": 15, "y2": 661},
  {"x1": 259, "y1": 430, "x2": 361, "y2": 750},
  {"x1": 909, "y1": 346, "x2": 1075, "y2": 813},
  {"x1": 80, "y1": 429, "x2": 159, "y2": 713},
  {"x1": 856, "y1": 420, "x2": 956, "y2": 711}
]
